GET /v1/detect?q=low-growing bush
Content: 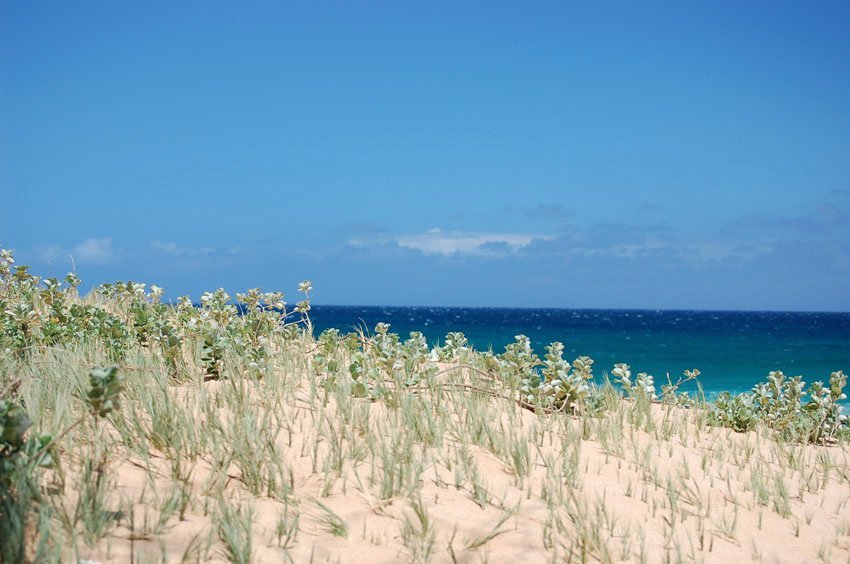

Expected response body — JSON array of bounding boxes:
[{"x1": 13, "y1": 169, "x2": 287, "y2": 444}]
[
  {"x1": 709, "y1": 370, "x2": 847, "y2": 442},
  {"x1": 520, "y1": 342, "x2": 596, "y2": 414}
]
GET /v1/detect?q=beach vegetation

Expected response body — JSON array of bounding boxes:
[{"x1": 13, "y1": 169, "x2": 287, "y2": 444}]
[{"x1": 1, "y1": 242, "x2": 849, "y2": 562}]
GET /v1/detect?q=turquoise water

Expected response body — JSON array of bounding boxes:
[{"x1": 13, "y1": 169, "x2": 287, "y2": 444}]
[{"x1": 310, "y1": 306, "x2": 850, "y2": 396}]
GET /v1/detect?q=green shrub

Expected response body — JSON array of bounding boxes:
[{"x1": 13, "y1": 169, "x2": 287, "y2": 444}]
[
  {"x1": 518, "y1": 342, "x2": 596, "y2": 414},
  {"x1": 709, "y1": 370, "x2": 847, "y2": 442}
]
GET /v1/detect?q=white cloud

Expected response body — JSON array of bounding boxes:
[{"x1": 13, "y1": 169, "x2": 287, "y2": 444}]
[
  {"x1": 72, "y1": 238, "x2": 114, "y2": 263},
  {"x1": 352, "y1": 228, "x2": 550, "y2": 257},
  {"x1": 342, "y1": 221, "x2": 783, "y2": 269}
]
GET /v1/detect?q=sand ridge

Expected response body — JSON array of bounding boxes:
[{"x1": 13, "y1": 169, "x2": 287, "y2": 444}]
[{"x1": 49, "y1": 354, "x2": 850, "y2": 564}]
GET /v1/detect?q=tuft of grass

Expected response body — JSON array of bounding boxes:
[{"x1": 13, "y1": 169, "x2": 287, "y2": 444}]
[
  {"x1": 313, "y1": 499, "x2": 348, "y2": 538},
  {"x1": 215, "y1": 499, "x2": 254, "y2": 564},
  {"x1": 401, "y1": 497, "x2": 437, "y2": 563}
]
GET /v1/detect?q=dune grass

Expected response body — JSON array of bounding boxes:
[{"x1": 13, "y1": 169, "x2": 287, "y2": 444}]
[{"x1": 2, "y1": 245, "x2": 849, "y2": 563}]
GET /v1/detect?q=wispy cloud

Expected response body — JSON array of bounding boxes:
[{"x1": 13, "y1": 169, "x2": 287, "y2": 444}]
[
  {"x1": 676, "y1": 242, "x2": 774, "y2": 267},
  {"x1": 346, "y1": 221, "x2": 778, "y2": 268},
  {"x1": 524, "y1": 222, "x2": 775, "y2": 268},
  {"x1": 723, "y1": 203, "x2": 850, "y2": 237},
  {"x1": 571, "y1": 239, "x2": 670, "y2": 260},
  {"x1": 34, "y1": 244, "x2": 65, "y2": 263},
  {"x1": 152, "y1": 240, "x2": 218, "y2": 257},
  {"x1": 350, "y1": 228, "x2": 551, "y2": 257},
  {"x1": 522, "y1": 204, "x2": 573, "y2": 221},
  {"x1": 72, "y1": 238, "x2": 114, "y2": 263},
  {"x1": 30, "y1": 238, "x2": 116, "y2": 266},
  {"x1": 147, "y1": 241, "x2": 248, "y2": 271}
]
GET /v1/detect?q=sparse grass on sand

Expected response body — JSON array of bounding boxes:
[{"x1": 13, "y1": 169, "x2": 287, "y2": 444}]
[{"x1": 2, "y1": 255, "x2": 849, "y2": 563}]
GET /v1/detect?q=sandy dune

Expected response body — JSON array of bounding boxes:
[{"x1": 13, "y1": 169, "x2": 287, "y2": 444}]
[{"x1": 55, "y1": 358, "x2": 850, "y2": 564}]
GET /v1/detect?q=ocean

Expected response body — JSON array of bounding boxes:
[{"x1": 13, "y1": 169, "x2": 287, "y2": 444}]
[{"x1": 310, "y1": 306, "x2": 850, "y2": 397}]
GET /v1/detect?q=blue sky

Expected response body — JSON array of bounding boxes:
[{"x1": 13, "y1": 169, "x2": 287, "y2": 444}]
[{"x1": 2, "y1": 1, "x2": 849, "y2": 311}]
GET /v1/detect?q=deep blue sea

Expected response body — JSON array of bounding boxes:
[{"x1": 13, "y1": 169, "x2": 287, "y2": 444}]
[{"x1": 310, "y1": 306, "x2": 850, "y2": 397}]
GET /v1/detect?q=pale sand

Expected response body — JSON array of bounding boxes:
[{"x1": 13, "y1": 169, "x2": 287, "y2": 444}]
[{"x1": 64, "y1": 363, "x2": 850, "y2": 564}]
